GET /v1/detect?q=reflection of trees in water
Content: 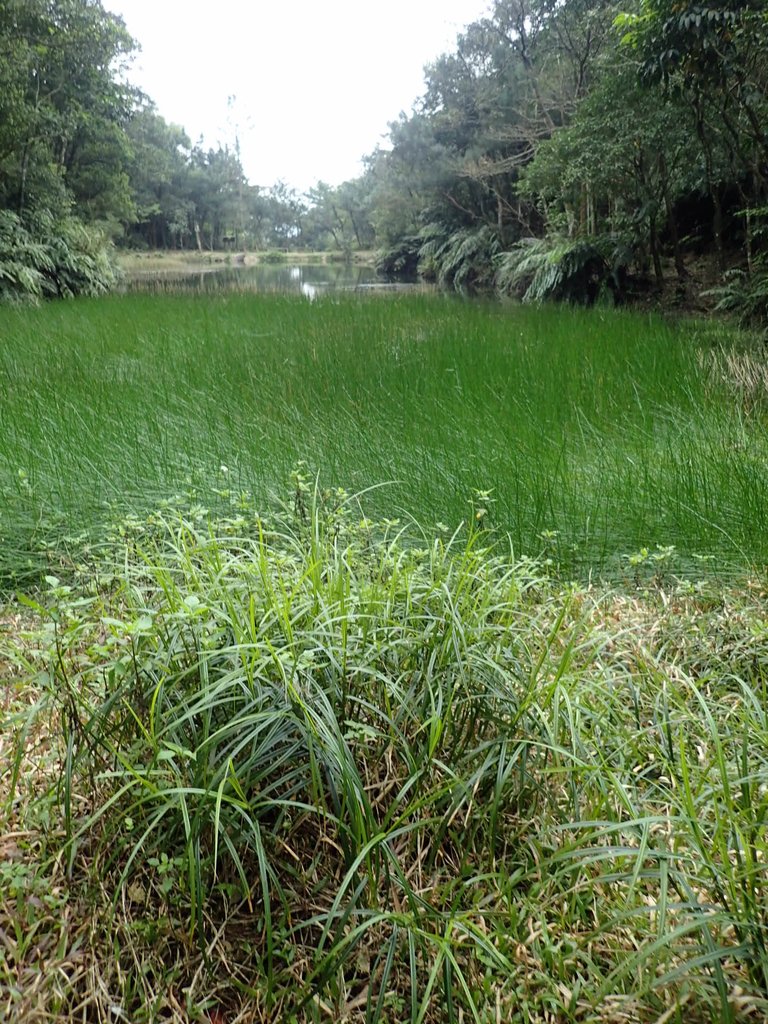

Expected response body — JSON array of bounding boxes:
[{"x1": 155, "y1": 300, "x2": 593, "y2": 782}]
[{"x1": 125, "y1": 263, "x2": 383, "y2": 296}]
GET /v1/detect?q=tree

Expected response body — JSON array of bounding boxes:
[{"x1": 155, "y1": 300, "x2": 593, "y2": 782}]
[
  {"x1": 0, "y1": 0, "x2": 137, "y2": 299},
  {"x1": 360, "y1": 0, "x2": 768, "y2": 310},
  {"x1": 123, "y1": 104, "x2": 193, "y2": 248},
  {"x1": 521, "y1": 54, "x2": 699, "y2": 290},
  {"x1": 303, "y1": 178, "x2": 376, "y2": 253},
  {"x1": 369, "y1": 0, "x2": 620, "y2": 289},
  {"x1": 0, "y1": 0, "x2": 136, "y2": 219},
  {"x1": 620, "y1": 0, "x2": 768, "y2": 268}
]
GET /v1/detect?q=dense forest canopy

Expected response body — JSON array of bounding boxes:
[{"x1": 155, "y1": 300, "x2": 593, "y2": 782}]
[
  {"x1": 1, "y1": 0, "x2": 767, "y2": 314},
  {"x1": 370, "y1": 0, "x2": 768, "y2": 312}
]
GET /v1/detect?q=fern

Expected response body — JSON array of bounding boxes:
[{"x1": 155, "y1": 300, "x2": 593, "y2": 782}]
[
  {"x1": 706, "y1": 263, "x2": 768, "y2": 329},
  {"x1": 495, "y1": 234, "x2": 633, "y2": 305},
  {"x1": 419, "y1": 225, "x2": 501, "y2": 291},
  {"x1": 374, "y1": 234, "x2": 422, "y2": 277},
  {"x1": 704, "y1": 204, "x2": 768, "y2": 329},
  {"x1": 376, "y1": 224, "x2": 502, "y2": 291},
  {"x1": 0, "y1": 210, "x2": 116, "y2": 303}
]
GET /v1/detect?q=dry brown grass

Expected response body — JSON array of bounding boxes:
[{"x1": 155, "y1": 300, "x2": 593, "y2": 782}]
[{"x1": 699, "y1": 346, "x2": 768, "y2": 413}]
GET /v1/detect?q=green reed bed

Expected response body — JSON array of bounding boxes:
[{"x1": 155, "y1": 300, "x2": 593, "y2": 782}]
[
  {"x1": 2, "y1": 493, "x2": 767, "y2": 1022},
  {"x1": 0, "y1": 292, "x2": 766, "y2": 582}
]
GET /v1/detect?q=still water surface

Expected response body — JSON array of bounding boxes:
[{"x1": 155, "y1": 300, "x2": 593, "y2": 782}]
[{"x1": 122, "y1": 260, "x2": 415, "y2": 298}]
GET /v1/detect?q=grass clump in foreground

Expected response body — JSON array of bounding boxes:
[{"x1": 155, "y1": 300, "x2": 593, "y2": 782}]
[{"x1": 2, "y1": 484, "x2": 768, "y2": 1023}]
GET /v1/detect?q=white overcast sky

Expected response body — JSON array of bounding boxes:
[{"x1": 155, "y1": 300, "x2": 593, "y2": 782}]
[{"x1": 103, "y1": 1, "x2": 491, "y2": 193}]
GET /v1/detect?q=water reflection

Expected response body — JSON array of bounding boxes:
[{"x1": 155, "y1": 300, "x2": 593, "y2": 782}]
[{"x1": 122, "y1": 260, "x2": 395, "y2": 297}]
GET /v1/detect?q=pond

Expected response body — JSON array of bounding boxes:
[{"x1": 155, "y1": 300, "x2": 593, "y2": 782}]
[{"x1": 121, "y1": 259, "x2": 423, "y2": 298}]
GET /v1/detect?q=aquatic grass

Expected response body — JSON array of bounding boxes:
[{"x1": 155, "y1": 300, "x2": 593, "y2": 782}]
[
  {"x1": 4, "y1": 492, "x2": 768, "y2": 1021},
  {"x1": 0, "y1": 294, "x2": 767, "y2": 583}
]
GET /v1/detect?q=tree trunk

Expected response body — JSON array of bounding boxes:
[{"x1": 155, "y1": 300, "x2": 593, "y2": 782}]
[
  {"x1": 18, "y1": 143, "x2": 30, "y2": 214},
  {"x1": 712, "y1": 188, "x2": 724, "y2": 272},
  {"x1": 658, "y1": 151, "x2": 686, "y2": 288},
  {"x1": 694, "y1": 98, "x2": 723, "y2": 271},
  {"x1": 649, "y1": 213, "x2": 664, "y2": 286}
]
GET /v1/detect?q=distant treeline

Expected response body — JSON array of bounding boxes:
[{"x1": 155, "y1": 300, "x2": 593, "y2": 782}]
[
  {"x1": 2, "y1": 0, "x2": 768, "y2": 317},
  {"x1": 0, "y1": 0, "x2": 372, "y2": 300}
]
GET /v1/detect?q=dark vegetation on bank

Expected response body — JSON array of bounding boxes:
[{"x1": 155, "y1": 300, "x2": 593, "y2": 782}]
[{"x1": 2, "y1": 1, "x2": 768, "y2": 321}]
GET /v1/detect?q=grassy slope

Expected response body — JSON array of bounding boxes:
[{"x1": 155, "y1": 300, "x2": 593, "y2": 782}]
[{"x1": 0, "y1": 293, "x2": 766, "y2": 585}]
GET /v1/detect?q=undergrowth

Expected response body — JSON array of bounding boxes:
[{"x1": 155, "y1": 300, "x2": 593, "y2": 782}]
[{"x1": 2, "y1": 484, "x2": 767, "y2": 1022}]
